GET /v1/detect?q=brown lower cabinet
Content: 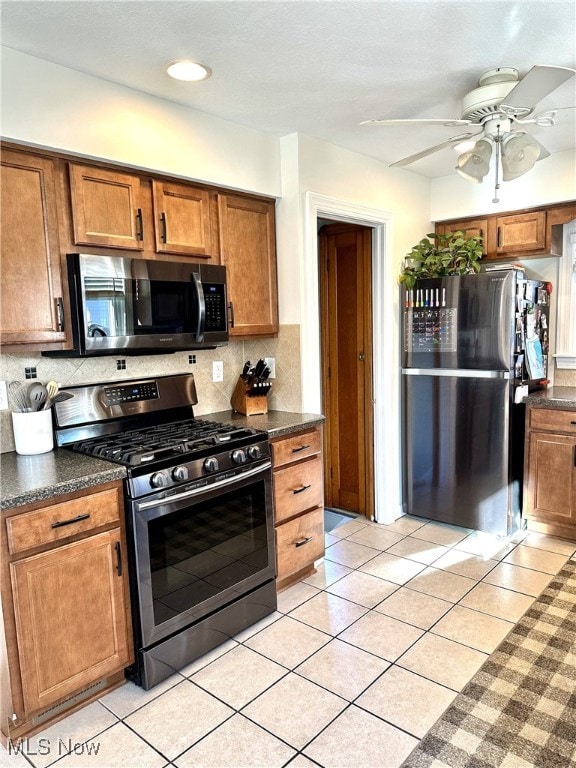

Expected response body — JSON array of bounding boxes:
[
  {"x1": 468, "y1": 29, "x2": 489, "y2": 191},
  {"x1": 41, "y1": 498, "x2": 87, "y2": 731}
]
[
  {"x1": 1, "y1": 482, "x2": 133, "y2": 741},
  {"x1": 271, "y1": 426, "x2": 325, "y2": 590},
  {"x1": 523, "y1": 406, "x2": 576, "y2": 540}
]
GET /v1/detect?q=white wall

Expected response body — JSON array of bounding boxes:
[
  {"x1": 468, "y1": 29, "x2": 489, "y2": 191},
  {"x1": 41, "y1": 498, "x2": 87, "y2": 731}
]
[
  {"x1": 431, "y1": 148, "x2": 576, "y2": 221},
  {"x1": 1, "y1": 47, "x2": 281, "y2": 197}
]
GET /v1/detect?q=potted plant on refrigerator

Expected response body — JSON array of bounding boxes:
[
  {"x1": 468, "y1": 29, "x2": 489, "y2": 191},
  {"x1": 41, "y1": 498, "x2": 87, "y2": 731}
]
[{"x1": 399, "y1": 230, "x2": 484, "y2": 289}]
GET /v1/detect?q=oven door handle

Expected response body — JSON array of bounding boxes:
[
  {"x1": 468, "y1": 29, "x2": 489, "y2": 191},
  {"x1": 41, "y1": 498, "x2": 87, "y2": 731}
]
[{"x1": 135, "y1": 461, "x2": 272, "y2": 511}]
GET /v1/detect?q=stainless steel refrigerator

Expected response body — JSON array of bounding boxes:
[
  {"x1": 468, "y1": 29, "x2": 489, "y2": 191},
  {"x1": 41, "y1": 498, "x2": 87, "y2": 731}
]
[{"x1": 401, "y1": 269, "x2": 550, "y2": 535}]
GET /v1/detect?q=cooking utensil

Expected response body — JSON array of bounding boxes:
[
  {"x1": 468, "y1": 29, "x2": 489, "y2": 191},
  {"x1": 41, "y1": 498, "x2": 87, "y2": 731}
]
[
  {"x1": 27, "y1": 382, "x2": 48, "y2": 411},
  {"x1": 45, "y1": 391, "x2": 74, "y2": 408},
  {"x1": 46, "y1": 380, "x2": 59, "y2": 401},
  {"x1": 8, "y1": 381, "x2": 30, "y2": 412}
]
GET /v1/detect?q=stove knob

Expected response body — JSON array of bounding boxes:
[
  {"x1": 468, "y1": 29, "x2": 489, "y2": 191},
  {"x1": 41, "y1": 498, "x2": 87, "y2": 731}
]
[
  {"x1": 172, "y1": 465, "x2": 189, "y2": 482},
  {"x1": 231, "y1": 448, "x2": 247, "y2": 464},
  {"x1": 203, "y1": 456, "x2": 220, "y2": 473},
  {"x1": 247, "y1": 445, "x2": 262, "y2": 460},
  {"x1": 150, "y1": 471, "x2": 169, "y2": 488}
]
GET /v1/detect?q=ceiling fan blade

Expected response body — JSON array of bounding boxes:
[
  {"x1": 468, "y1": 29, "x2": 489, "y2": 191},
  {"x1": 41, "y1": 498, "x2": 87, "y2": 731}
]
[
  {"x1": 390, "y1": 131, "x2": 484, "y2": 167},
  {"x1": 501, "y1": 65, "x2": 576, "y2": 110},
  {"x1": 361, "y1": 118, "x2": 471, "y2": 127}
]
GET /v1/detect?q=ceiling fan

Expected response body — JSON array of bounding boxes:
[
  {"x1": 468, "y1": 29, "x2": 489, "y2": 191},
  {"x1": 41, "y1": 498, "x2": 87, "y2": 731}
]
[{"x1": 362, "y1": 65, "x2": 575, "y2": 197}]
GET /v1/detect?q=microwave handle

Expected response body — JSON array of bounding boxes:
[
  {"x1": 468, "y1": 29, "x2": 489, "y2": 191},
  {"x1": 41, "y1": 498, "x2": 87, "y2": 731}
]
[{"x1": 192, "y1": 272, "x2": 206, "y2": 343}]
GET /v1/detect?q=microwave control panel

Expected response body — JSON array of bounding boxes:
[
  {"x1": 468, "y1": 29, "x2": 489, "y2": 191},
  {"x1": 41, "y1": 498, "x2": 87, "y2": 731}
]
[{"x1": 204, "y1": 283, "x2": 227, "y2": 331}]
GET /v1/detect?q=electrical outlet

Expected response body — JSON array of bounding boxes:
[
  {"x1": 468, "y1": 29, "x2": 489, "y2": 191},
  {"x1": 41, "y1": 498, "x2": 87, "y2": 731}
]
[
  {"x1": 264, "y1": 357, "x2": 276, "y2": 378},
  {"x1": 212, "y1": 361, "x2": 224, "y2": 383},
  {"x1": 0, "y1": 381, "x2": 8, "y2": 411}
]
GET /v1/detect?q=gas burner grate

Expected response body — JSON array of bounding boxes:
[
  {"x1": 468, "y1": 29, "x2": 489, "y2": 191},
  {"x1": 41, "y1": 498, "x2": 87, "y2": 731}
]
[{"x1": 69, "y1": 418, "x2": 259, "y2": 467}]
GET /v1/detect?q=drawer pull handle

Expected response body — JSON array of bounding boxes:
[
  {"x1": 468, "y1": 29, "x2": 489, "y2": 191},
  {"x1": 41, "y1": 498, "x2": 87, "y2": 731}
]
[
  {"x1": 295, "y1": 536, "x2": 313, "y2": 548},
  {"x1": 51, "y1": 513, "x2": 91, "y2": 529},
  {"x1": 292, "y1": 444, "x2": 311, "y2": 453},
  {"x1": 115, "y1": 541, "x2": 123, "y2": 576},
  {"x1": 293, "y1": 484, "x2": 311, "y2": 495},
  {"x1": 571, "y1": 421, "x2": 576, "y2": 425}
]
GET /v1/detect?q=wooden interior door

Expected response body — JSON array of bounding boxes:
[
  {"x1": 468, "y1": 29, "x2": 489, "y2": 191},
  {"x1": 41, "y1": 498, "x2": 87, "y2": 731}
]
[{"x1": 319, "y1": 223, "x2": 373, "y2": 518}]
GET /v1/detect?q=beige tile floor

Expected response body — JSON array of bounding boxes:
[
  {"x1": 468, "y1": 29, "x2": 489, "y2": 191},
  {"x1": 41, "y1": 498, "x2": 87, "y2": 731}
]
[{"x1": 3, "y1": 517, "x2": 575, "y2": 768}]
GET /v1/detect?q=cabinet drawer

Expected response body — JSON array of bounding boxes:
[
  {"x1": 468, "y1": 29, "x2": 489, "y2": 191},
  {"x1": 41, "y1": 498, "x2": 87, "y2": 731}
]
[
  {"x1": 276, "y1": 507, "x2": 324, "y2": 582},
  {"x1": 272, "y1": 428, "x2": 322, "y2": 468},
  {"x1": 529, "y1": 408, "x2": 576, "y2": 434},
  {"x1": 6, "y1": 488, "x2": 122, "y2": 555},
  {"x1": 273, "y1": 456, "x2": 324, "y2": 524}
]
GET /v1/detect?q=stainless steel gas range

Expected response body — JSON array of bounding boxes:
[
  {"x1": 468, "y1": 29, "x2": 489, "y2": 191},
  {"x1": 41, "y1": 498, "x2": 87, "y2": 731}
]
[{"x1": 54, "y1": 374, "x2": 277, "y2": 689}]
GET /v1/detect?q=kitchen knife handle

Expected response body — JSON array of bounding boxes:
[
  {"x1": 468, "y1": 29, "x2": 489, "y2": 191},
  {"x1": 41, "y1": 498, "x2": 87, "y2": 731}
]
[
  {"x1": 114, "y1": 541, "x2": 123, "y2": 576},
  {"x1": 291, "y1": 444, "x2": 310, "y2": 453},
  {"x1": 160, "y1": 212, "x2": 167, "y2": 243},
  {"x1": 51, "y1": 513, "x2": 91, "y2": 529},
  {"x1": 295, "y1": 536, "x2": 313, "y2": 548},
  {"x1": 293, "y1": 484, "x2": 311, "y2": 495},
  {"x1": 228, "y1": 301, "x2": 235, "y2": 329}
]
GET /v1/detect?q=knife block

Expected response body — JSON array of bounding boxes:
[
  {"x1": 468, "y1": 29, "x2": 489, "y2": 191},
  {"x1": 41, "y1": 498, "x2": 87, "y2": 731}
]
[{"x1": 230, "y1": 377, "x2": 269, "y2": 416}]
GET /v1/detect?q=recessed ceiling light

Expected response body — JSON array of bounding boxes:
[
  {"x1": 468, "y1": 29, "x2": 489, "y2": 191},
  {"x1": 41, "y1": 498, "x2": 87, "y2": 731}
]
[{"x1": 165, "y1": 60, "x2": 211, "y2": 82}]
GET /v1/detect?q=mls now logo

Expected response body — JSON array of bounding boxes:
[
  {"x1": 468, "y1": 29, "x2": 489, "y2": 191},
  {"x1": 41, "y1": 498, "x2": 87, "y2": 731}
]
[{"x1": 8, "y1": 738, "x2": 101, "y2": 757}]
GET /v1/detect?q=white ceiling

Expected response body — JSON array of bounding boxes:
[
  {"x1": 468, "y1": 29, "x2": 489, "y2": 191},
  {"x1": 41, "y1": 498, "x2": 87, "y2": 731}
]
[{"x1": 1, "y1": 0, "x2": 575, "y2": 178}]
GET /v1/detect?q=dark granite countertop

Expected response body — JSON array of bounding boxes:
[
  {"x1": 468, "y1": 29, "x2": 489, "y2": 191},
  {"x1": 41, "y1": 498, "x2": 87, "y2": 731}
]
[
  {"x1": 523, "y1": 386, "x2": 576, "y2": 410},
  {"x1": 202, "y1": 410, "x2": 325, "y2": 438},
  {"x1": 0, "y1": 411, "x2": 322, "y2": 512},
  {"x1": 1, "y1": 450, "x2": 126, "y2": 511}
]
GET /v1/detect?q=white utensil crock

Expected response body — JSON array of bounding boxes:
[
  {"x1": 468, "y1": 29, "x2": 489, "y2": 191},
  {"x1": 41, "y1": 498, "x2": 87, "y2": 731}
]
[{"x1": 11, "y1": 409, "x2": 54, "y2": 455}]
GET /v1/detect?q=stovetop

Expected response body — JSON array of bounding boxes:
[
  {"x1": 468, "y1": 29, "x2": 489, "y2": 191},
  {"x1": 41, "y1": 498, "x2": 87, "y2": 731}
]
[
  {"x1": 69, "y1": 418, "x2": 259, "y2": 467},
  {"x1": 53, "y1": 374, "x2": 271, "y2": 498}
]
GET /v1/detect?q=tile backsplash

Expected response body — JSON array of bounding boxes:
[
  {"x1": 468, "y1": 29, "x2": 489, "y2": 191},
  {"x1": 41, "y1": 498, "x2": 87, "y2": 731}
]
[
  {"x1": 554, "y1": 365, "x2": 576, "y2": 388},
  {"x1": 0, "y1": 325, "x2": 302, "y2": 453}
]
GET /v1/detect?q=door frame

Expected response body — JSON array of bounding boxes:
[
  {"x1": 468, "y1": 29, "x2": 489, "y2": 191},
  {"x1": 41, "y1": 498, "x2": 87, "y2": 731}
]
[{"x1": 302, "y1": 192, "x2": 402, "y2": 524}]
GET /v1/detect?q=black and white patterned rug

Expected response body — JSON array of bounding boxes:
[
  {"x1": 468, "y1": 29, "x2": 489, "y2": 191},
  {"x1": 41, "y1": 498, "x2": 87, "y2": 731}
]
[{"x1": 402, "y1": 557, "x2": 576, "y2": 768}]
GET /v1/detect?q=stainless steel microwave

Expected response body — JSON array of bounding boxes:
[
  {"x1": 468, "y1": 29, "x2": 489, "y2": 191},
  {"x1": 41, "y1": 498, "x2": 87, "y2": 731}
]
[{"x1": 43, "y1": 253, "x2": 230, "y2": 357}]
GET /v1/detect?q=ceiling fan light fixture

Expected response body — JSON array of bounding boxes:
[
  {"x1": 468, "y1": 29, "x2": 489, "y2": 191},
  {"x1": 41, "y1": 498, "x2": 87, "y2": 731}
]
[
  {"x1": 453, "y1": 138, "x2": 477, "y2": 153},
  {"x1": 501, "y1": 132, "x2": 541, "y2": 180},
  {"x1": 456, "y1": 139, "x2": 492, "y2": 182},
  {"x1": 165, "y1": 60, "x2": 211, "y2": 81}
]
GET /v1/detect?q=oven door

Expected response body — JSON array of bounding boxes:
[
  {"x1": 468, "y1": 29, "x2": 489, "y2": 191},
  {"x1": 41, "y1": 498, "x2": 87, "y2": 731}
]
[{"x1": 129, "y1": 461, "x2": 275, "y2": 648}]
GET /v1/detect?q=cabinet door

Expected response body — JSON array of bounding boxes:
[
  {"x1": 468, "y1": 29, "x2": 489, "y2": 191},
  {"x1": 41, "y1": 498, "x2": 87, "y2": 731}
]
[
  {"x1": 69, "y1": 163, "x2": 144, "y2": 250},
  {"x1": 0, "y1": 151, "x2": 66, "y2": 344},
  {"x1": 218, "y1": 194, "x2": 278, "y2": 336},
  {"x1": 495, "y1": 211, "x2": 546, "y2": 255},
  {"x1": 525, "y1": 431, "x2": 576, "y2": 525},
  {"x1": 437, "y1": 218, "x2": 488, "y2": 244},
  {"x1": 10, "y1": 530, "x2": 131, "y2": 714},
  {"x1": 152, "y1": 180, "x2": 214, "y2": 257}
]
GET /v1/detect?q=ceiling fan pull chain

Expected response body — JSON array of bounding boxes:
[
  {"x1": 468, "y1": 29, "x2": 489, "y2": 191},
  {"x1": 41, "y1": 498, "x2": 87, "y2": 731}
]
[{"x1": 492, "y1": 126, "x2": 502, "y2": 204}]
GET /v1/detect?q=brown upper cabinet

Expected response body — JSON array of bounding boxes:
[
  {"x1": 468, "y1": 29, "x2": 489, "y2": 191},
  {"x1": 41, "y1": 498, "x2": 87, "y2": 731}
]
[
  {"x1": 0, "y1": 150, "x2": 66, "y2": 344},
  {"x1": 152, "y1": 180, "x2": 214, "y2": 257},
  {"x1": 1, "y1": 144, "x2": 279, "y2": 348},
  {"x1": 218, "y1": 194, "x2": 279, "y2": 336},
  {"x1": 436, "y1": 202, "x2": 576, "y2": 261},
  {"x1": 69, "y1": 163, "x2": 145, "y2": 250},
  {"x1": 494, "y1": 211, "x2": 546, "y2": 255}
]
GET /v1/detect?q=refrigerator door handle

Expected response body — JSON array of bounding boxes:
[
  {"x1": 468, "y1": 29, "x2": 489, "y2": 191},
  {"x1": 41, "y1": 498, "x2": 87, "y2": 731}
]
[{"x1": 402, "y1": 368, "x2": 514, "y2": 379}]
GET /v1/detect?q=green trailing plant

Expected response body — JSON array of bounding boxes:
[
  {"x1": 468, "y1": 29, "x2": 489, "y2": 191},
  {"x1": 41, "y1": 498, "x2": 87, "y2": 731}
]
[{"x1": 399, "y1": 230, "x2": 484, "y2": 290}]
